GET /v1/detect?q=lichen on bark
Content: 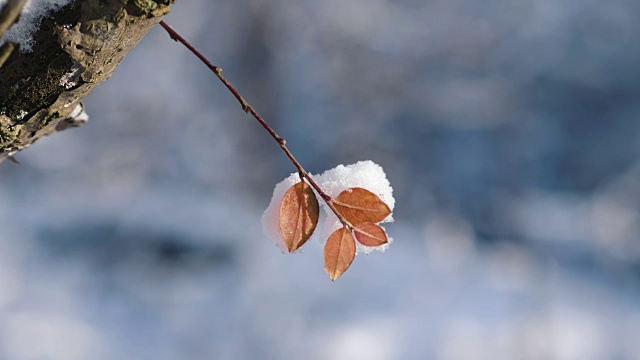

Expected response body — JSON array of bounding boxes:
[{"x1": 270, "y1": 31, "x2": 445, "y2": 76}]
[{"x1": 0, "y1": 0, "x2": 175, "y2": 162}]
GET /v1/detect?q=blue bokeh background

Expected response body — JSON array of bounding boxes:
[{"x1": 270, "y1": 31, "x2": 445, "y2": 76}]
[{"x1": 1, "y1": 1, "x2": 640, "y2": 359}]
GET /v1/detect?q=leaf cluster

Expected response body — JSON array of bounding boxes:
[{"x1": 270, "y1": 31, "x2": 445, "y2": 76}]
[{"x1": 279, "y1": 183, "x2": 392, "y2": 281}]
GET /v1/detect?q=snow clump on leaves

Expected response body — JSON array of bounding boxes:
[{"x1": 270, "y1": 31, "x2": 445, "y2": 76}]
[
  {"x1": 262, "y1": 160, "x2": 394, "y2": 255},
  {"x1": 314, "y1": 161, "x2": 394, "y2": 255}
]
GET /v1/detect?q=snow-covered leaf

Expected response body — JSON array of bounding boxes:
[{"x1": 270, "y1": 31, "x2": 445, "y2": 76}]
[{"x1": 279, "y1": 181, "x2": 319, "y2": 252}]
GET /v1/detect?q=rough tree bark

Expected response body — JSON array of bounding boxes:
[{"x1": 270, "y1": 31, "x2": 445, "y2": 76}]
[{"x1": 0, "y1": 0, "x2": 175, "y2": 163}]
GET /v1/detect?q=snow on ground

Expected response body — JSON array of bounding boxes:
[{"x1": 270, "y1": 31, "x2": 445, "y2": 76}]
[{"x1": 0, "y1": 185, "x2": 639, "y2": 359}]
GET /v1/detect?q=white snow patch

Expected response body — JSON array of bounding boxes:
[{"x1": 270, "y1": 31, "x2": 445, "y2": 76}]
[
  {"x1": 0, "y1": 0, "x2": 75, "y2": 52},
  {"x1": 59, "y1": 62, "x2": 83, "y2": 89},
  {"x1": 262, "y1": 160, "x2": 394, "y2": 254},
  {"x1": 16, "y1": 109, "x2": 27, "y2": 120},
  {"x1": 68, "y1": 103, "x2": 88, "y2": 123}
]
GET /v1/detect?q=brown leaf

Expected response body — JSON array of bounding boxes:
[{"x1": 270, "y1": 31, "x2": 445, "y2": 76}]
[
  {"x1": 279, "y1": 181, "x2": 320, "y2": 252},
  {"x1": 333, "y1": 187, "x2": 391, "y2": 226},
  {"x1": 324, "y1": 227, "x2": 357, "y2": 281},
  {"x1": 354, "y1": 222, "x2": 388, "y2": 247}
]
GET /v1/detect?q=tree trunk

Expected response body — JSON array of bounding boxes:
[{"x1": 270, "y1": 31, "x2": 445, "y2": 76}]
[{"x1": 0, "y1": 0, "x2": 175, "y2": 163}]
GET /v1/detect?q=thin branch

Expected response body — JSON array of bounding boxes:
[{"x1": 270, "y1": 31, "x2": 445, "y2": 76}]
[{"x1": 158, "y1": 20, "x2": 352, "y2": 229}]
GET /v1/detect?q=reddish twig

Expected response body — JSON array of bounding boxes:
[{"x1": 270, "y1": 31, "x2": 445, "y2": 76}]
[{"x1": 158, "y1": 20, "x2": 352, "y2": 229}]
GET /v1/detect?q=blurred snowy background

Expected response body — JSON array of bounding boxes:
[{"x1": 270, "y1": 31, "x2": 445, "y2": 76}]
[{"x1": 2, "y1": 0, "x2": 640, "y2": 359}]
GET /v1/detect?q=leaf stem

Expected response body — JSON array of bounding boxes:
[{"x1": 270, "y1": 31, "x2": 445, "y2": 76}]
[{"x1": 158, "y1": 20, "x2": 352, "y2": 230}]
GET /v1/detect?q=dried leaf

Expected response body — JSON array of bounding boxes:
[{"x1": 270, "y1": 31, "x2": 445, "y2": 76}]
[
  {"x1": 279, "y1": 181, "x2": 320, "y2": 252},
  {"x1": 333, "y1": 187, "x2": 391, "y2": 226},
  {"x1": 324, "y1": 227, "x2": 356, "y2": 281},
  {"x1": 354, "y1": 222, "x2": 388, "y2": 247}
]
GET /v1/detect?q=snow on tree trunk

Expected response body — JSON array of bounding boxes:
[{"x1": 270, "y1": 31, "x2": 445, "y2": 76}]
[{"x1": 0, "y1": 0, "x2": 175, "y2": 162}]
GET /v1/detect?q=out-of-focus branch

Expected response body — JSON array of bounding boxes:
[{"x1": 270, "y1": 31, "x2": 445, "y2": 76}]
[
  {"x1": 0, "y1": 0, "x2": 28, "y2": 37},
  {"x1": 0, "y1": 0, "x2": 27, "y2": 69},
  {"x1": 0, "y1": 42, "x2": 15, "y2": 68}
]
